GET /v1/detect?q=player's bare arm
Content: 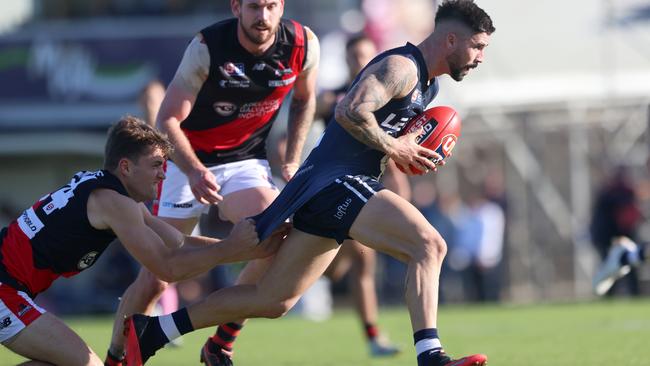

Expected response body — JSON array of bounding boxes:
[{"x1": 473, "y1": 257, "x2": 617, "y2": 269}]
[
  {"x1": 88, "y1": 189, "x2": 285, "y2": 282},
  {"x1": 157, "y1": 34, "x2": 221, "y2": 204},
  {"x1": 139, "y1": 204, "x2": 288, "y2": 265},
  {"x1": 335, "y1": 56, "x2": 440, "y2": 173},
  {"x1": 283, "y1": 27, "x2": 320, "y2": 181}
]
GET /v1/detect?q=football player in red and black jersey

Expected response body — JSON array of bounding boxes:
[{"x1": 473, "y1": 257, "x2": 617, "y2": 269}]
[{"x1": 0, "y1": 116, "x2": 285, "y2": 365}]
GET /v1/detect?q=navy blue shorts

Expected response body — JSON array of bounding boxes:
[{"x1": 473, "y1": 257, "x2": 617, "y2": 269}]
[{"x1": 293, "y1": 175, "x2": 384, "y2": 244}]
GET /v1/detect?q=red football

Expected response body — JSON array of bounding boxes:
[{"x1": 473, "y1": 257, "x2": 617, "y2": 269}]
[{"x1": 397, "y1": 106, "x2": 461, "y2": 174}]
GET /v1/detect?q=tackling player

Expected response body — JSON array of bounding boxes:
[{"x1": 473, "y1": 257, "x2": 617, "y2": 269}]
[{"x1": 0, "y1": 117, "x2": 286, "y2": 365}]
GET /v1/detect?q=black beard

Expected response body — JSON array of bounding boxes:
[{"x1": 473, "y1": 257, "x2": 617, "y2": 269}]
[
  {"x1": 449, "y1": 66, "x2": 466, "y2": 81},
  {"x1": 241, "y1": 21, "x2": 276, "y2": 45}
]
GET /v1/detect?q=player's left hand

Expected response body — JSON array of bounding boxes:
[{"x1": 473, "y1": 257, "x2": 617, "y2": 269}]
[
  {"x1": 223, "y1": 220, "x2": 290, "y2": 262},
  {"x1": 256, "y1": 222, "x2": 292, "y2": 257},
  {"x1": 281, "y1": 162, "x2": 301, "y2": 181}
]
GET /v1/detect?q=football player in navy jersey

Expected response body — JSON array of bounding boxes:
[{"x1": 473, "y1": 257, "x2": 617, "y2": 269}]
[
  {"x1": 317, "y1": 33, "x2": 406, "y2": 357},
  {"x1": 126, "y1": 1, "x2": 495, "y2": 366},
  {"x1": 105, "y1": 0, "x2": 320, "y2": 364},
  {"x1": 0, "y1": 116, "x2": 285, "y2": 366}
]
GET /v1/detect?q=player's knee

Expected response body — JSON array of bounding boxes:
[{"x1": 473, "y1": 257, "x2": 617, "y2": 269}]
[{"x1": 417, "y1": 229, "x2": 447, "y2": 262}]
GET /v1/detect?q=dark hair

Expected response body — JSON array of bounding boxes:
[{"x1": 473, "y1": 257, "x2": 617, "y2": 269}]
[
  {"x1": 103, "y1": 115, "x2": 174, "y2": 170},
  {"x1": 345, "y1": 33, "x2": 373, "y2": 52},
  {"x1": 435, "y1": 0, "x2": 495, "y2": 35}
]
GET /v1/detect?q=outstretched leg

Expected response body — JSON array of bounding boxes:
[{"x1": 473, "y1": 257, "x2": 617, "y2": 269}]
[
  {"x1": 126, "y1": 229, "x2": 340, "y2": 365},
  {"x1": 350, "y1": 189, "x2": 486, "y2": 366}
]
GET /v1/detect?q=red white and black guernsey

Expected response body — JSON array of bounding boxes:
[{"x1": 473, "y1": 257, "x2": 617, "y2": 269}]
[
  {"x1": 0, "y1": 170, "x2": 128, "y2": 297},
  {"x1": 182, "y1": 18, "x2": 308, "y2": 166}
]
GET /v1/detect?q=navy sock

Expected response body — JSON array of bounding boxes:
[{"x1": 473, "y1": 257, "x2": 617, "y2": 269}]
[
  {"x1": 171, "y1": 308, "x2": 194, "y2": 336},
  {"x1": 137, "y1": 316, "x2": 169, "y2": 361},
  {"x1": 141, "y1": 309, "x2": 193, "y2": 359},
  {"x1": 414, "y1": 328, "x2": 444, "y2": 366}
]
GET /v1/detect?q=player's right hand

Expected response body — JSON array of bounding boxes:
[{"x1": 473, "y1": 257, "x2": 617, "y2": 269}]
[
  {"x1": 390, "y1": 127, "x2": 444, "y2": 175},
  {"x1": 223, "y1": 220, "x2": 289, "y2": 262},
  {"x1": 188, "y1": 166, "x2": 222, "y2": 204}
]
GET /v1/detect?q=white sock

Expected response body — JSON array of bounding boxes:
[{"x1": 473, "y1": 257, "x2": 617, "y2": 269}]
[
  {"x1": 158, "y1": 314, "x2": 181, "y2": 342},
  {"x1": 415, "y1": 338, "x2": 442, "y2": 357}
]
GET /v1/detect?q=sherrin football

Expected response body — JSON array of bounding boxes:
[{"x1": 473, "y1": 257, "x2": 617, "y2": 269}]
[{"x1": 397, "y1": 106, "x2": 461, "y2": 174}]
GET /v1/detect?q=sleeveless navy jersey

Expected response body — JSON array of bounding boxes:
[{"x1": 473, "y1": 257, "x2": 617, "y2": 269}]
[
  {"x1": 0, "y1": 170, "x2": 128, "y2": 297},
  {"x1": 182, "y1": 18, "x2": 308, "y2": 166},
  {"x1": 254, "y1": 42, "x2": 439, "y2": 240}
]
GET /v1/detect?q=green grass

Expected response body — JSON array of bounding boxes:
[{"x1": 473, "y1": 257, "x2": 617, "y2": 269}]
[{"x1": 2, "y1": 299, "x2": 650, "y2": 365}]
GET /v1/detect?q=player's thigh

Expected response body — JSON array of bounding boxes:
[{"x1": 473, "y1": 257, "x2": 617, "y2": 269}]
[
  {"x1": 256, "y1": 229, "x2": 340, "y2": 303},
  {"x1": 4, "y1": 312, "x2": 102, "y2": 366},
  {"x1": 350, "y1": 189, "x2": 443, "y2": 262},
  {"x1": 219, "y1": 186, "x2": 279, "y2": 223},
  {"x1": 347, "y1": 240, "x2": 376, "y2": 273}
]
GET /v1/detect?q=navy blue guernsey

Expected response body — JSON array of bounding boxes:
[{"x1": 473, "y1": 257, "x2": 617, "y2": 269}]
[
  {"x1": 182, "y1": 18, "x2": 307, "y2": 166},
  {"x1": 0, "y1": 170, "x2": 128, "y2": 297},
  {"x1": 253, "y1": 42, "x2": 439, "y2": 240}
]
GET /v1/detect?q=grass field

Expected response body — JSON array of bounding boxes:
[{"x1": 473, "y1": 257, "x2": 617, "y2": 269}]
[{"x1": 2, "y1": 299, "x2": 650, "y2": 365}]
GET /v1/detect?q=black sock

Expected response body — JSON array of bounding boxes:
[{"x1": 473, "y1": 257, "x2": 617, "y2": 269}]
[
  {"x1": 171, "y1": 308, "x2": 194, "y2": 336},
  {"x1": 136, "y1": 309, "x2": 193, "y2": 362},
  {"x1": 135, "y1": 316, "x2": 169, "y2": 362}
]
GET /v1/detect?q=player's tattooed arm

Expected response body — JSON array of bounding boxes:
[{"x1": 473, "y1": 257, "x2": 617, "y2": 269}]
[{"x1": 335, "y1": 55, "x2": 417, "y2": 153}]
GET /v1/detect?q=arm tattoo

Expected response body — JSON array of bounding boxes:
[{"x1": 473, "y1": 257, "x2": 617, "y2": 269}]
[{"x1": 335, "y1": 57, "x2": 416, "y2": 154}]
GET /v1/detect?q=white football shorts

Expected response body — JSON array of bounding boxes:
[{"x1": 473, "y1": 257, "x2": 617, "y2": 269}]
[{"x1": 154, "y1": 159, "x2": 278, "y2": 219}]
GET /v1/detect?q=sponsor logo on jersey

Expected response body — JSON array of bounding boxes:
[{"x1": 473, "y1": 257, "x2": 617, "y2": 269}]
[
  {"x1": 239, "y1": 100, "x2": 281, "y2": 119},
  {"x1": 219, "y1": 80, "x2": 250, "y2": 88},
  {"x1": 253, "y1": 62, "x2": 266, "y2": 71},
  {"x1": 333, "y1": 197, "x2": 353, "y2": 220},
  {"x1": 274, "y1": 68, "x2": 293, "y2": 77},
  {"x1": 0, "y1": 317, "x2": 11, "y2": 330},
  {"x1": 17, "y1": 303, "x2": 32, "y2": 317},
  {"x1": 268, "y1": 75, "x2": 296, "y2": 87},
  {"x1": 18, "y1": 207, "x2": 44, "y2": 239},
  {"x1": 43, "y1": 202, "x2": 56, "y2": 215},
  {"x1": 222, "y1": 62, "x2": 245, "y2": 77},
  {"x1": 78, "y1": 251, "x2": 98, "y2": 270},
  {"x1": 213, "y1": 101, "x2": 237, "y2": 116},
  {"x1": 161, "y1": 202, "x2": 193, "y2": 209}
]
